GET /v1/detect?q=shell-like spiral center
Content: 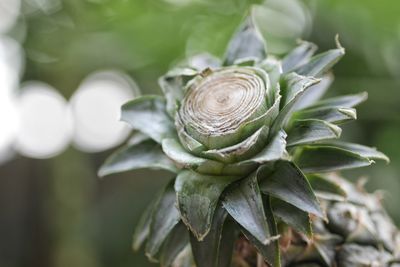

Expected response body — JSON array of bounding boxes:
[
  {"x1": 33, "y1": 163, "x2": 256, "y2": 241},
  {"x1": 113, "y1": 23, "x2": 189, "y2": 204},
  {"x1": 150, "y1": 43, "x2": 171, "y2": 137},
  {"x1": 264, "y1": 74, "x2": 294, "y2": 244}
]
[{"x1": 179, "y1": 68, "x2": 267, "y2": 138}]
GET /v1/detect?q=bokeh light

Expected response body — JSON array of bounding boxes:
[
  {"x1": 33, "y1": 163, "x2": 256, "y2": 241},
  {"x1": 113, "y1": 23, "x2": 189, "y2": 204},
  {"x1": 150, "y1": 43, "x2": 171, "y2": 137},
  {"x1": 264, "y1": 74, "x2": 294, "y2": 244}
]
[
  {"x1": 0, "y1": 68, "x2": 18, "y2": 162},
  {"x1": 70, "y1": 70, "x2": 139, "y2": 152},
  {"x1": 15, "y1": 82, "x2": 72, "y2": 159},
  {"x1": 0, "y1": 37, "x2": 22, "y2": 163}
]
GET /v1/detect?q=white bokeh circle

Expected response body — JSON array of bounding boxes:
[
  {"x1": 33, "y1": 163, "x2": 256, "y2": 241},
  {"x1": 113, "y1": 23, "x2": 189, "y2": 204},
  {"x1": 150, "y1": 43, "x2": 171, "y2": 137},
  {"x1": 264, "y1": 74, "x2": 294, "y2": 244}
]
[
  {"x1": 70, "y1": 70, "x2": 138, "y2": 152},
  {"x1": 15, "y1": 82, "x2": 73, "y2": 159}
]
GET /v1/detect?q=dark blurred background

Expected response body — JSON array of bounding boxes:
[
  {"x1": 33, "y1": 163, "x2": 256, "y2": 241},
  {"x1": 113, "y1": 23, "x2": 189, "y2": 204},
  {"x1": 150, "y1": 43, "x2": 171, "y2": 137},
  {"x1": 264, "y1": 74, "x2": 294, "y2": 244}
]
[{"x1": 0, "y1": 0, "x2": 399, "y2": 266}]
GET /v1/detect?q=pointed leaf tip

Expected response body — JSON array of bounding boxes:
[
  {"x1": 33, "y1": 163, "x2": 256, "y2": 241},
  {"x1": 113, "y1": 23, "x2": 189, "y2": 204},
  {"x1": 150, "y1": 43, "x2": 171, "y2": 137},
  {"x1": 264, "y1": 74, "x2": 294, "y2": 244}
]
[
  {"x1": 287, "y1": 119, "x2": 342, "y2": 147},
  {"x1": 175, "y1": 170, "x2": 238, "y2": 241},
  {"x1": 223, "y1": 173, "x2": 273, "y2": 245},
  {"x1": 335, "y1": 34, "x2": 345, "y2": 51},
  {"x1": 295, "y1": 145, "x2": 374, "y2": 173},
  {"x1": 292, "y1": 106, "x2": 357, "y2": 125},
  {"x1": 98, "y1": 139, "x2": 177, "y2": 177},
  {"x1": 318, "y1": 141, "x2": 390, "y2": 164},
  {"x1": 259, "y1": 161, "x2": 324, "y2": 219},
  {"x1": 224, "y1": 11, "x2": 267, "y2": 66},
  {"x1": 338, "y1": 108, "x2": 357, "y2": 120},
  {"x1": 271, "y1": 198, "x2": 313, "y2": 238},
  {"x1": 241, "y1": 196, "x2": 281, "y2": 266},
  {"x1": 293, "y1": 38, "x2": 345, "y2": 77},
  {"x1": 307, "y1": 174, "x2": 347, "y2": 201}
]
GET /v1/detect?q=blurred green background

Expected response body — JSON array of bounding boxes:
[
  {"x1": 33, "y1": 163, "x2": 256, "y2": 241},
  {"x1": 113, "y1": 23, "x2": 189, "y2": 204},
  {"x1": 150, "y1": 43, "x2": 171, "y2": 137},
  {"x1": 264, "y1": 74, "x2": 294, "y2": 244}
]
[{"x1": 1, "y1": 0, "x2": 400, "y2": 266}]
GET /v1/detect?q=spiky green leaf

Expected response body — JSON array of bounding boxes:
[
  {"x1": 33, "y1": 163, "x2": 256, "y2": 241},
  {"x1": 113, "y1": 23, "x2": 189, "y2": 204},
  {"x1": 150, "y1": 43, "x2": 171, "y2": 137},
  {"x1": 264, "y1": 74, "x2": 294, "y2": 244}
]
[
  {"x1": 310, "y1": 92, "x2": 368, "y2": 109},
  {"x1": 190, "y1": 205, "x2": 230, "y2": 267},
  {"x1": 282, "y1": 41, "x2": 317, "y2": 73},
  {"x1": 320, "y1": 141, "x2": 389, "y2": 163},
  {"x1": 264, "y1": 196, "x2": 281, "y2": 267},
  {"x1": 217, "y1": 220, "x2": 237, "y2": 267},
  {"x1": 241, "y1": 228, "x2": 280, "y2": 266},
  {"x1": 223, "y1": 173, "x2": 272, "y2": 244},
  {"x1": 258, "y1": 57, "x2": 282, "y2": 93},
  {"x1": 162, "y1": 138, "x2": 206, "y2": 168},
  {"x1": 160, "y1": 222, "x2": 189, "y2": 267},
  {"x1": 259, "y1": 161, "x2": 324, "y2": 218},
  {"x1": 121, "y1": 95, "x2": 175, "y2": 143},
  {"x1": 271, "y1": 73, "x2": 320, "y2": 133},
  {"x1": 307, "y1": 174, "x2": 347, "y2": 201},
  {"x1": 175, "y1": 170, "x2": 238, "y2": 241},
  {"x1": 98, "y1": 139, "x2": 177, "y2": 177},
  {"x1": 293, "y1": 41, "x2": 345, "y2": 77},
  {"x1": 271, "y1": 198, "x2": 312, "y2": 238},
  {"x1": 286, "y1": 119, "x2": 342, "y2": 147},
  {"x1": 132, "y1": 199, "x2": 157, "y2": 251},
  {"x1": 293, "y1": 74, "x2": 334, "y2": 111},
  {"x1": 243, "y1": 130, "x2": 288, "y2": 164},
  {"x1": 241, "y1": 196, "x2": 281, "y2": 267},
  {"x1": 281, "y1": 73, "x2": 321, "y2": 107},
  {"x1": 224, "y1": 13, "x2": 266, "y2": 65},
  {"x1": 159, "y1": 68, "x2": 197, "y2": 117},
  {"x1": 145, "y1": 182, "x2": 181, "y2": 261},
  {"x1": 295, "y1": 145, "x2": 373, "y2": 173},
  {"x1": 292, "y1": 106, "x2": 356, "y2": 124}
]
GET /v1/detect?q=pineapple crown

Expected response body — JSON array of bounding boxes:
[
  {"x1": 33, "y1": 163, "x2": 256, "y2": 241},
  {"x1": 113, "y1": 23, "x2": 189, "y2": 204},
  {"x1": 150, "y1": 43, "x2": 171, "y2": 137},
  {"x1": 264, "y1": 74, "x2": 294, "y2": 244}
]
[{"x1": 98, "y1": 9, "x2": 389, "y2": 267}]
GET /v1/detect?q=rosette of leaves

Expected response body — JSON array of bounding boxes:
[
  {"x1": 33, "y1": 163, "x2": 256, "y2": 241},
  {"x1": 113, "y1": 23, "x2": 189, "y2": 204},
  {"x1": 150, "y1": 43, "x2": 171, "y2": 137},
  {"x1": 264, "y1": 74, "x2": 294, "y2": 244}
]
[{"x1": 99, "y1": 10, "x2": 399, "y2": 267}]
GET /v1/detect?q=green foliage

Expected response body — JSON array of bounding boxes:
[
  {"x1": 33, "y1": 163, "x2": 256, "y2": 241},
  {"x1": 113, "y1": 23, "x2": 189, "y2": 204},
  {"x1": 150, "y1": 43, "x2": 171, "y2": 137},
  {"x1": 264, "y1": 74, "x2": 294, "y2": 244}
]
[{"x1": 99, "y1": 3, "x2": 390, "y2": 267}]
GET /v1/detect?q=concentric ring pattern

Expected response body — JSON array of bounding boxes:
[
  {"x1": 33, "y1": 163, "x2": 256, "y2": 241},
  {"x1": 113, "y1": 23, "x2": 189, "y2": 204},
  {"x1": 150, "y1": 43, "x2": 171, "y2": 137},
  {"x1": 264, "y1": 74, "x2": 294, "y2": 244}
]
[{"x1": 179, "y1": 68, "x2": 268, "y2": 145}]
